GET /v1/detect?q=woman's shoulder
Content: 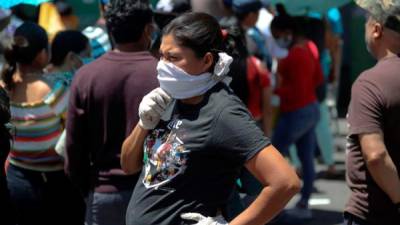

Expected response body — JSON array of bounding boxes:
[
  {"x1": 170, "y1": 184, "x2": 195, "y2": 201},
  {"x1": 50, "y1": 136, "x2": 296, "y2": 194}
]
[
  {"x1": 208, "y1": 83, "x2": 248, "y2": 112},
  {"x1": 11, "y1": 78, "x2": 67, "y2": 108}
]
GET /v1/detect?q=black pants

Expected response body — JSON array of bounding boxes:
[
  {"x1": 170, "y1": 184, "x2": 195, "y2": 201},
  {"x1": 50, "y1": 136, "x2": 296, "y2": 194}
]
[{"x1": 7, "y1": 164, "x2": 85, "y2": 225}]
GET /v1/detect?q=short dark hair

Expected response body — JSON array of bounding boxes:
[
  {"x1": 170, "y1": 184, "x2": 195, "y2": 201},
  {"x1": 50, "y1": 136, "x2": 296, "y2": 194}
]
[
  {"x1": 105, "y1": 0, "x2": 153, "y2": 44},
  {"x1": 50, "y1": 30, "x2": 89, "y2": 66},
  {"x1": 163, "y1": 12, "x2": 223, "y2": 60}
]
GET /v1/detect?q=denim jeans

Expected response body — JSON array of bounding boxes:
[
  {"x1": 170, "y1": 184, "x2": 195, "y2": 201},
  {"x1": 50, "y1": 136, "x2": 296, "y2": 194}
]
[
  {"x1": 289, "y1": 101, "x2": 335, "y2": 168},
  {"x1": 343, "y1": 213, "x2": 372, "y2": 225},
  {"x1": 85, "y1": 190, "x2": 133, "y2": 225},
  {"x1": 6, "y1": 164, "x2": 85, "y2": 225},
  {"x1": 272, "y1": 102, "x2": 320, "y2": 204},
  {"x1": 225, "y1": 169, "x2": 263, "y2": 220}
]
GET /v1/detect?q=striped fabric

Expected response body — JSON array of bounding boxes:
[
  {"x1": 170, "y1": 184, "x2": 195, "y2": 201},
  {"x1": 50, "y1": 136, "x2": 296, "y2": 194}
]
[
  {"x1": 9, "y1": 81, "x2": 69, "y2": 172},
  {"x1": 83, "y1": 25, "x2": 112, "y2": 59}
]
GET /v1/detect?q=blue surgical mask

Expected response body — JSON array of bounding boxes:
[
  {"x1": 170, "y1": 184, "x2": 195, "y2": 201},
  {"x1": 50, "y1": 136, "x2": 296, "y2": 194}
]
[{"x1": 276, "y1": 35, "x2": 293, "y2": 49}]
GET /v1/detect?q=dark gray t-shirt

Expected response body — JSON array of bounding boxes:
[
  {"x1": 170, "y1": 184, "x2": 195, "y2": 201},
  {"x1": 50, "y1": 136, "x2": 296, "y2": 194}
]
[
  {"x1": 346, "y1": 56, "x2": 400, "y2": 225},
  {"x1": 126, "y1": 83, "x2": 270, "y2": 225}
]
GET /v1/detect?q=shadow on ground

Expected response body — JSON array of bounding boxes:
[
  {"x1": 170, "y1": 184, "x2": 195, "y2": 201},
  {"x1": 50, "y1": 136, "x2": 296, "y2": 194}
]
[{"x1": 268, "y1": 209, "x2": 343, "y2": 225}]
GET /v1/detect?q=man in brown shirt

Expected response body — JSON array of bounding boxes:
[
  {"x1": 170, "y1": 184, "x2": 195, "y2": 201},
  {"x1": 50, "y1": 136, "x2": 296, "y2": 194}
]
[
  {"x1": 345, "y1": 1, "x2": 400, "y2": 225},
  {"x1": 66, "y1": 1, "x2": 158, "y2": 225}
]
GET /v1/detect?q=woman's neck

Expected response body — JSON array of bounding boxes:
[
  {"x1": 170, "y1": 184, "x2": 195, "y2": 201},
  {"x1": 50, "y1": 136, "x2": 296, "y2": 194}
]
[
  {"x1": 45, "y1": 64, "x2": 69, "y2": 74},
  {"x1": 292, "y1": 36, "x2": 307, "y2": 47},
  {"x1": 15, "y1": 65, "x2": 43, "y2": 82},
  {"x1": 180, "y1": 95, "x2": 204, "y2": 105}
]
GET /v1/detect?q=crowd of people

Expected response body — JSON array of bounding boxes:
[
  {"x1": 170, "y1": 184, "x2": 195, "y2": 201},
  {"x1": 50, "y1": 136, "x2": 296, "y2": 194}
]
[{"x1": 0, "y1": 0, "x2": 399, "y2": 225}]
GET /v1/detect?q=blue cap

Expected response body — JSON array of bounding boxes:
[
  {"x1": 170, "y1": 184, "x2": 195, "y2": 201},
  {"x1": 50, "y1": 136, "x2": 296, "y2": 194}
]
[
  {"x1": 232, "y1": 0, "x2": 262, "y2": 14},
  {"x1": 100, "y1": 0, "x2": 109, "y2": 5}
]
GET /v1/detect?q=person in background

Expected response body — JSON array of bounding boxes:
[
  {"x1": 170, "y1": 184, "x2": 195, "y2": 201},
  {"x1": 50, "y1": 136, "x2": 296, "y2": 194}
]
[
  {"x1": 255, "y1": 1, "x2": 288, "y2": 62},
  {"x1": 46, "y1": 30, "x2": 91, "y2": 86},
  {"x1": 1, "y1": 22, "x2": 85, "y2": 225},
  {"x1": 82, "y1": 0, "x2": 112, "y2": 59},
  {"x1": 344, "y1": 1, "x2": 400, "y2": 225},
  {"x1": 152, "y1": 0, "x2": 191, "y2": 58},
  {"x1": 121, "y1": 12, "x2": 300, "y2": 225},
  {"x1": 246, "y1": 56, "x2": 272, "y2": 137},
  {"x1": 270, "y1": 6, "x2": 324, "y2": 220},
  {"x1": 288, "y1": 14, "x2": 339, "y2": 178},
  {"x1": 55, "y1": 0, "x2": 80, "y2": 30},
  {"x1": 65, "y1": 0, "x2": 158, "y2": 225},
  {"x1": 0, "y1": 87, "x2": 15, "y2": 225},
  {"x1": 191, "y1": 0, "x2": 231, "y2": 19}
]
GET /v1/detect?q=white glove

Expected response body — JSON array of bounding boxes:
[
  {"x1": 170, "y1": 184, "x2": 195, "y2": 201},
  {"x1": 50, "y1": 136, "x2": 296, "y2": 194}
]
[
  {"x1": 138, "y1": 88, "x2": 172, "y2": 130},
  {"x1": 181, "y1": 213, "x2": 228, "y2": 225}
]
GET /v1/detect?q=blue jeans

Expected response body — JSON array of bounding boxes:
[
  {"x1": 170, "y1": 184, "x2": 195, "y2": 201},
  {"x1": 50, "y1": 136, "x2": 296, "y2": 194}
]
[
  {"x1": 85, "y1": 190, "x2": 133, "y2": 225},
  {"x1": 343, "y1": 213, "x2": 372, "y2": 225},
  {"x1": 7, "y1": 164, "x2": 85, "y2": 225},
  {"x1": 272, "y1": 102, "x2": 320, "y2": 205},
  {"x1": 225, "y1": 169, "x2": 263, "y2": 220}
]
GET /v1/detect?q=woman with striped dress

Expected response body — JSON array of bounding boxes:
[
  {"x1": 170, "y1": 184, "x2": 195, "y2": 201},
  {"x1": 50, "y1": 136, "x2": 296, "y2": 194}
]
[{"x1": 1, "y1": 22, "x2": 84, "y2": 225}]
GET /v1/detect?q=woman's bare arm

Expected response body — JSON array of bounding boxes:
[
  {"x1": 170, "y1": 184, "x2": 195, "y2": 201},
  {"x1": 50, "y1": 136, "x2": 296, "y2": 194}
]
[
  {"x1": 229, "y1": 145, "x2": 300, "y2": 225},
  {"x1": 121, "y1": 124, "x2": 148, "y2": 174}
]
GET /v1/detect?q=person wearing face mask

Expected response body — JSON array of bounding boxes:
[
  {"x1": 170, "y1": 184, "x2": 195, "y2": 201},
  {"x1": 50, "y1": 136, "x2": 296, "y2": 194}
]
[
  {"x1": 45, "y1": 30, "x2": 91, "y2": 86},
  {"x1": 1, "y1": 22, "x2": 85, "y2": 225},
  {"x1": 65, "y1": 1, "x2": 158, "y2": 225},
  {"x1": 344, "y1": 1, "x2": 400, "y2": 225},
  {"x1": 269, "y1": 5, "x2": 324, "y2": 221},
  {"x1": 121, "y1": 12, "x2": 300, "y2": 225}
]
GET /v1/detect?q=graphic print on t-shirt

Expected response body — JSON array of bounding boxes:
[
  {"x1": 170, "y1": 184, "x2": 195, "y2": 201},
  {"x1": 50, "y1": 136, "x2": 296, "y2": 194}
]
[{"x1": 143, "y1": 118, "x2": 188, "y2": 189}]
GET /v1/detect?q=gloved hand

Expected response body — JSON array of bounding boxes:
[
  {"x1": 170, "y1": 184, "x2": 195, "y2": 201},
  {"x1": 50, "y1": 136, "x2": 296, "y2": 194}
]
[
  {"x1": 138, "y1": 88, "x2": 172, "y2": 130},
  {"x1": 181, "y1": 213, "x2": 229, "y2": 225}
]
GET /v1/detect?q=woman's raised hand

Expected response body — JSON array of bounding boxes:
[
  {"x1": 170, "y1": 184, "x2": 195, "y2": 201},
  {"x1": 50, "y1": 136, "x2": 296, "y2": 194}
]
[{"x1": 138, "y1": 88, "x2": 172, "y2": 130}]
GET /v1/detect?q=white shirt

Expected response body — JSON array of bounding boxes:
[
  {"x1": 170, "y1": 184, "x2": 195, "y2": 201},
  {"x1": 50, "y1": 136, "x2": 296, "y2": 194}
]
[{"x1": 256, "y1": 8, "x2": 288, "y2": 59}]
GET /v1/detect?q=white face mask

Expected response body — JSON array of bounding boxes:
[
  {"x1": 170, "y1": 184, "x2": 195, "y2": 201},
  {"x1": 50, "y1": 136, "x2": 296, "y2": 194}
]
[{"x1": 157, "y1": 52, "x2": 233, "y2": 100}]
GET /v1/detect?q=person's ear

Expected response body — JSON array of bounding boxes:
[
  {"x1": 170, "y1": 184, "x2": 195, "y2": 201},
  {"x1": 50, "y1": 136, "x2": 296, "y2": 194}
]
[
  {"x1": 202, "y1": 52, "x2": 214, "y2": 72},
  {"x1": 144, "y1": 23, "x2": 155, "y2": 39},
  {"x1": 66, "y1": 52, "x2": 83, "y2": 70},
  {"x1": 33, "y1": 49, "x2": 49, "y2": 68},
  {"x1": 372, "y1": 22, "x2": 384, "y2": 39}
]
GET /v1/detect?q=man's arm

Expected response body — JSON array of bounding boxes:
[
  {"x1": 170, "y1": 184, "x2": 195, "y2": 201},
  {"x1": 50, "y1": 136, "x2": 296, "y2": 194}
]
[
  {"x1": 360, "y1": 132, "x2": 400, "y2": 204},
  {"x1": 65, "y1": 82, "x2": 91, "y2": 196}
]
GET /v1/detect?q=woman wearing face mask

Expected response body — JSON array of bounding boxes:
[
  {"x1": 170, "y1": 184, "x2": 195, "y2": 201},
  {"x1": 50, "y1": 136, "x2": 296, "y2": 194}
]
[
  {"x1": 121, "y1": 12, "x2": 300, "y2": 225},
  {"x1": 0, "y1": 22, "x2": 85, "y2": 225},
  {"x1": 46, "y1": 30, "x2": 91, "y2": 86},
  {"x1": 269, "y1": 6, "x2": 324, "y2": 220}
]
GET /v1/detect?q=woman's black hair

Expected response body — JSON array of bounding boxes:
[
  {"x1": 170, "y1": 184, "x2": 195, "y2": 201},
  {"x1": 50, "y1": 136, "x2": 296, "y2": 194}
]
[
  {"x1": 163, "y1": 12, "x2": 224, "y2": 63},
  {"x1": 50, "y1": 30, "x2": 89, "y2": 66},
  {"x1": 270, "y1": 3, "x2": 302, "y2": 36},
  {"x1": 1, "y1": 22, "x2": 48, "y2": 90}
]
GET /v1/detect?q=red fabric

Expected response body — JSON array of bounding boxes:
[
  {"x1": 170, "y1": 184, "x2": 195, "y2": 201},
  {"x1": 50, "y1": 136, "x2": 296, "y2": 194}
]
[
  {"x1": 247, "y1": 56, "x2": 271, "y2": 119},
  {"x1": 276, "y1": 41, "x2": 324, "y2": 112}
]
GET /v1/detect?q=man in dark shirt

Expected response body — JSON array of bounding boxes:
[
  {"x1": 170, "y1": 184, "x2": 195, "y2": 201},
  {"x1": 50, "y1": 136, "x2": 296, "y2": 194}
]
[
  {"x1": 66, "y1": 0, "x2": 158, "y2": 225},
  {"x1": 345, "y1": 1, "x2": 400, "y2": 224}
]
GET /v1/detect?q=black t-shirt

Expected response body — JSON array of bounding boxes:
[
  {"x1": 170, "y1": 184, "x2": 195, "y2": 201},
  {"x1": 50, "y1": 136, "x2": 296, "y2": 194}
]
[{"x1": 126, "y1": 83, "x2": 270, "y2": 225}]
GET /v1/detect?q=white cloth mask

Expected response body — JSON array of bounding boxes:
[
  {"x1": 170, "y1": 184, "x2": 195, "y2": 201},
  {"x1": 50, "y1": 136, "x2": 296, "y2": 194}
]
[{"x1": 157, "y1": 52, "x2": 233, "y2": 99}]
